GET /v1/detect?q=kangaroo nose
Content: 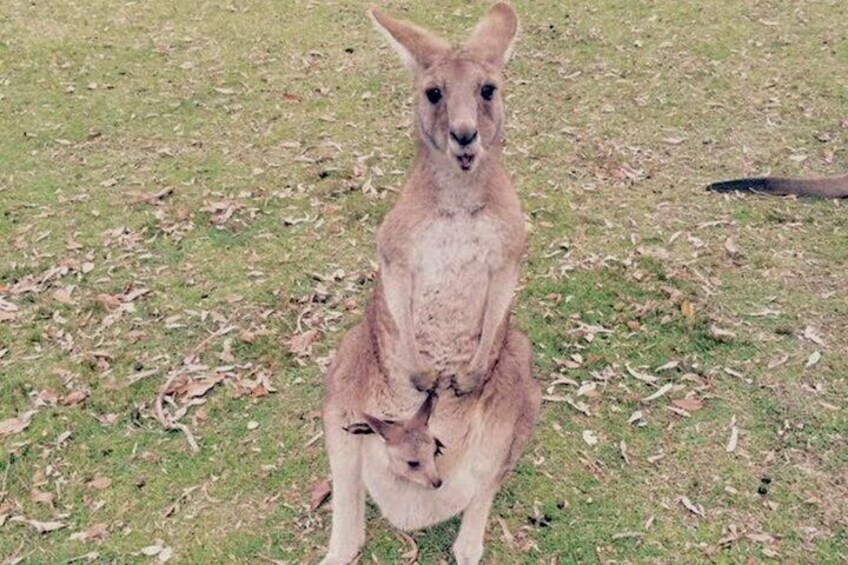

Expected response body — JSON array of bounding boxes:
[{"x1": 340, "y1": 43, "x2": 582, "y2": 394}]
[
  {"x1": 450, "y1": 129, "x2": 478, "y2": 147},
  {"x1": 432, "y1": 478, "x2": 443, "y2": 489}
]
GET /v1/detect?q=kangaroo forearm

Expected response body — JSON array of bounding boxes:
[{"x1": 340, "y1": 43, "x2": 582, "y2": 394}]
[
  {"x1": 471, "y1": 269, "x2": 517, "y2": 366},
  {"x1": 380, "y1": 265, "x2": 419, "y2": 355}
]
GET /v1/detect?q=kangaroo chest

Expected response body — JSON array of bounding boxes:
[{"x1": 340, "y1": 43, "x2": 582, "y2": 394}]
[{"x1": 408, "y1": 213, "x2": 504, "y2": 372}]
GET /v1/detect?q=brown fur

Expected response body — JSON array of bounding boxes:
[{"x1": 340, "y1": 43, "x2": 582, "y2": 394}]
[{"x1": 320, "y1": 4, "x2": 539, "y2": 565}]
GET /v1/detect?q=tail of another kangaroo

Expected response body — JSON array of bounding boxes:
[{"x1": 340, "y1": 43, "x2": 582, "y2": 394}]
[{"x1": 707, "y1": 173, "x2": 848, "y2": 199}]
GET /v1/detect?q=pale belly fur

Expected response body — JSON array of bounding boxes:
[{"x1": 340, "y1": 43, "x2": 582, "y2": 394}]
[
  {"x1": 410, "y1": 215, "x2": 501, "y2": 376},
  {"x1": 361, "y1": 417, "x2": 503, "y2": 531}
]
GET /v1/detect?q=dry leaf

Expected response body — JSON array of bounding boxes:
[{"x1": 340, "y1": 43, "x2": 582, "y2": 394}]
[
  {"x1": 679, "y1": 496, "x2": 704, "y2": 517},
  {"x1": 249, "y1": 383, "x2": 270, "y2": 398},
  {"x1": 11, "y1": 516, "x2": 66, "y2": 534},
  {"x1": 60, "y1": 389, "x2": 89, "y2": 406},
  {"x1": 0, "y1": 297, "x2": 19, "y2": 312},
  {"x1": 158, "y1": 547, "x2": 173, "y2": 562},
  {"x1": 53, "y1": 285, "x2": 76, "y2": 305},
  {"x1": 656, "y1": 360, "x2": 680, "y2": 372},
  {"x1": 96, "y1": 294, "x2": 121, "y2": 310},
  {"x1": 0, "y1": 310, "x2": 18, "y2": 322},
  {"x1": 31, "y1": 489, "x2": 54, "y2": 505},
  {"x1": 709, "y1": 325, "x2": 736, "y2": 341},
  {"x1": 310, "y1": 479, "x2": 332, "y2": 511},
  {"x1": 140, "y1": 543, "x2": 164, "y2": 556},
  {"x1": 169, "y1": 376, "x2": 224, "y2": 399},
  {"x1": 0, "y1": 411, "x2": 36, "y2": 437},
  {"x1": 96, "y1": 413, "x2": 119, "y2": 426},
  {"x1": 747, "y1": 532, "x2": 775, "y2": 544},
  {"x1": 87, "y1": 475, "x2": 112, "y2": 490},
  {"x1": 496, "y1": 516, "x2": 516, "y2": 549},
  {"x1": 726, "y1": 425, "x2": 739, "y2": 453},
  {"x1": 768, "y1": 355, "x2": 789, "y2": 369},
  {"x1": 803, "y1": 326, "x2": 825, "y2": 346},
  {"x1": 121, "y1": 288, "x2": 151, "y2": 303},
  {"x1": 576, "y1": 382, "x2": 597, "y2": 397},
  {"x1": 672, "y1": 398, "x2": 703, "y2": 412},
  {"x1": 69, "y1": 522, "x2": 109, "y2": 542},
  {"x1": 625, "y1": 364, "x2": 658, "y2": 384},
  {"x1": 805, "y1": 351, "x2": 821, "y2": 368},
  {"x1": 35, "y1": 389, "x2": 59, "y2": 407},
  {"x1": 642, "y1": 383, "x2": 673, "y2": 402},
  {"x1": 724, "y1": 237, "x2": 741, "y2": 257},
  {"x1": 582, "y1": 430, "x2": 599, "y2": 446},
  {"x1": 288, "y1": 329, "x2": 321, "y2": 358}
]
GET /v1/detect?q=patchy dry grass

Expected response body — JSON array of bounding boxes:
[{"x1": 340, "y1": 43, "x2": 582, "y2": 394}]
[{"x1": 1, "y1": 0, "x2": 846, "y2": 563}]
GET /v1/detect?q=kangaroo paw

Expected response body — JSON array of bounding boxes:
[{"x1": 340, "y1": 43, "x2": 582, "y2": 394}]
[
  {"x1": 410, "y1": 366, "x2": 439, "y2": 392},
  {"x1": 451, "y1": 365, "x2": 485, "y2": 395}
]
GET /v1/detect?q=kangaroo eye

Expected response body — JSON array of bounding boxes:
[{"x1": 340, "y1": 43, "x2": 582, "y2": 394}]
[
  {"x1": 481, "y1": 84, "x2": 496, "y2": 101},
  {"x1": 407, "y1": 461, "x2": 420, "y2": 469},
  {"x1": 425, "y1": 88, "x2": 442, "y2": 104}
]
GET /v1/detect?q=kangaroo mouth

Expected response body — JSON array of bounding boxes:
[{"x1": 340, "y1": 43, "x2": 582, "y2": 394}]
[{"x1": 456, "y1": 153, "x2": 476, "y2": 171}]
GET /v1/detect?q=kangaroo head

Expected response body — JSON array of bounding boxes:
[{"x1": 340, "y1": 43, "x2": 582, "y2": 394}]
[
  {"x1": 370, "y1": 3, "x2": 518, "y2": 176},
  {"x1": 345, "y1": 392, "x2": 445, "y2": 489}
]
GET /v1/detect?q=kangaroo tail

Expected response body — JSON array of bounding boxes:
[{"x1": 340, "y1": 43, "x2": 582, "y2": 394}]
[{"x1": 707, "y1": 174, "x2": 848, "y2": 199}]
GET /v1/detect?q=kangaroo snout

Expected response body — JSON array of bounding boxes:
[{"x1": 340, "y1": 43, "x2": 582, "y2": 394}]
[
  {"x1": 450, "y1": 128, "x2": 478, "y2": 147},
  {"x1": 431, "y1": 478, "x2": 443, "y2": 489}
]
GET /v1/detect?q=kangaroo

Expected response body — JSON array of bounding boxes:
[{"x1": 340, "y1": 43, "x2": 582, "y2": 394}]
[
  {"x1": 367, "y1": 1, "x2": 527, "y2": 397},
  {"x1": 320, "y1": 4, "x2": 540, "y2": 564},
  {"x1": 707, "y1": 172, "x2": 848, "y2": 198}
]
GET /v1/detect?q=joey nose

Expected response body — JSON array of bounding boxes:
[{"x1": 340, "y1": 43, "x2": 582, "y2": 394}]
[
  {"x1": 432, "y1": 478, "x2": 443, "y2": 489},
  {"x1": 450, "y1": 129, "x2": 478, "y2": 147}
]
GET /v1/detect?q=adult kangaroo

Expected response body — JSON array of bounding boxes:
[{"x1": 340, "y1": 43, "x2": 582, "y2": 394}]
[
  {"x1": 707, "y1": 172, "x2": 848, "y2": 198},
  {"x1": 320, "y1": 4, "x2": 540, "y2": 564}
]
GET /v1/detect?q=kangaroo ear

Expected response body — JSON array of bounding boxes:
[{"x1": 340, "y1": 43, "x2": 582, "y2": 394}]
[
  {"x1": 343, "y1": 422, "x2": 375, "y2": 435},
  {"x1": 464, "y1": 2, "x2": 519, "y2": 67},
  {"x1": 369, "y1": 9, "x2": 451, "y2": 73},
  {"x1": 361, "y1": 412, "x2": 399, "y2": 442},
  {"x1": 410, "y1": 391, "x2": 438, "y2": 429}
]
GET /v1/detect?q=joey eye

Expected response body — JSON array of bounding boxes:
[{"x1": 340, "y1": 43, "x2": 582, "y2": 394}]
[
  {"x1": 407, "y1": 461, "x2": 420, "y2": 469},
  {"x1": 425, "y1": 88, "x2": 442, "y2": 104},
  {"x1": 481, "y1": 84, "x2": 496, "y2": 101}
]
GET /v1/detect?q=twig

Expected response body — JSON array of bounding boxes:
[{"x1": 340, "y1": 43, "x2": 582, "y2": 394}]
[
  {"x1": 153, "y1": 321, "x2": 237, "y2": 453},
  {"x1": 295, "y1": 307, "x2": 311, "y2": 335},
  {"x1": 154, "y1": 371, "x2": 200, "y2": 453},
  {"x1": 186, "y1": 324, "x2": 237, "y2": 361},
  {"x1": 395, "y1": 530, "x2": 419, "y2": 564},
  {"x1": 163, "y1": 485, "x2": 200, "y2": 518},
  {"x1": 303, "y1": 431, "x2": 324, "y2": 448},
  {"x1": 0, "y1": 453, "x2": 12, "y2": 502}
]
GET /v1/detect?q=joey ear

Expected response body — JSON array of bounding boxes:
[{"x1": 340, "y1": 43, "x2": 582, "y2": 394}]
[
  {"x1": 369, "y1": 9, "x2": 451, "y2": 73},
  {"x1": 361, "y1": 412, "x2": 398, "y2": 442},
  {"x1": 410, "y1": 391, "x2": 438, "y2": 429},
  {"x1": 464, "y1": 2, "x2": 519, "y2": 67},
  {"x1": 343, "y1": 422, "x2": 375, "y2": 435}
]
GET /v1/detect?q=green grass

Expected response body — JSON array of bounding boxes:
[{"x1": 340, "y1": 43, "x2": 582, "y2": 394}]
[{"x1": 1, "y1": 0, "x2": 847, "y2": 563}]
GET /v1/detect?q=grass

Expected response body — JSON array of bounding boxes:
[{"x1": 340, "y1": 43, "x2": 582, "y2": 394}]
[{"x1": 1, "y1": 0, "x2": 846, "y2": 563}]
